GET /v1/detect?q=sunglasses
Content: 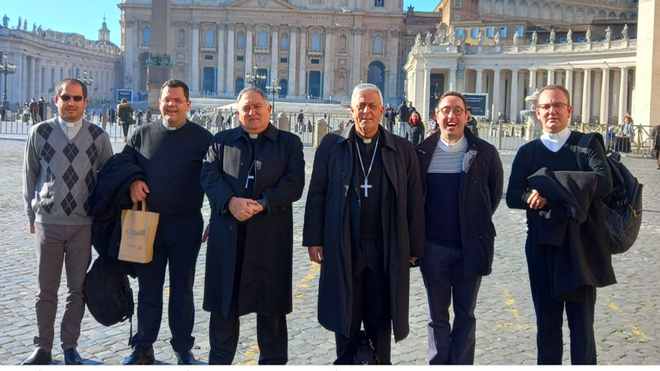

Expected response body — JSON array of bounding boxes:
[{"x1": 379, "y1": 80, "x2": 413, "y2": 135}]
[{"x1": 60, "y1": 95, "x2": 84, "y2": 102}]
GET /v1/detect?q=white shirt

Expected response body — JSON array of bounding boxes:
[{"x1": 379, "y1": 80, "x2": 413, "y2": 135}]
[
  {"x1": 57, "y1": 116, "x2": 83, "y2": 140},
  {"x1": 540, "y1": 127, "x2": 571, "y2": 152},
  {"x1": 161, "y1": 119, "x2": 187, "y2": 131}
]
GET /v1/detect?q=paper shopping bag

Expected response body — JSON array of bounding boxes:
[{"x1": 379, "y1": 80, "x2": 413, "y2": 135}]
[{"x1": 119, "y1": 202, "x2": 159, "y2": 264}]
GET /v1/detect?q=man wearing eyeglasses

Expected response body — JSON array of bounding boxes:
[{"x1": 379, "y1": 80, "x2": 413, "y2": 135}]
[
  {"x1": 200, "y1": 87, "x2": 304, "y2": 364},
  {"x1": 23, "y1": 78, "x2": 113, "y2": 365},
  {"x1": 122, "y1": 79, "x2": 213, "y2": 365},
  {"x1": 304, "y1": 83, "x2": 424, "y2": 364},
  {"x1": 506, "y1": 85, "x2": 615, "y2": 364},
  {"x1": 415, "y1": 91, "x2": 503, "y2": 364}
]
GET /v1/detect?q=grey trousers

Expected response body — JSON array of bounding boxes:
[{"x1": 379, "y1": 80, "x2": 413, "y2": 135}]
[{"x1": 34, "y1": 222, "x2": 92, "y2": 351}]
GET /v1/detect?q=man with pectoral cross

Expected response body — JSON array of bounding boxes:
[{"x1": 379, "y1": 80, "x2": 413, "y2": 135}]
[{"x1": 304, "y1": 83, "x2": 425, "y2": 364}]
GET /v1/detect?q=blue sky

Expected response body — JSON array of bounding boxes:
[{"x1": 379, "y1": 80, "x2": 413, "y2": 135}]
[{"x1": 1, "y1": 1, "x2": 438, "y2": 46}]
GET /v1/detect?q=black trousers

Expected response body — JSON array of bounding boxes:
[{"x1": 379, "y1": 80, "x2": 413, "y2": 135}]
[
  {"x1": 131, "y1": 212, "x2": 203, "y2": 352},
  {"x1": 420, "y1": 241, "x2": 482, "y2": 364},
  {"x1": 335, "y1": 239, "x2": 392, "y2": 365},
  {"x1": 526, "y1": 242, "x2": 597, "y2": 365},
  {"x1": 208, "y1": 227, "x2": 288, "y2": 365}
]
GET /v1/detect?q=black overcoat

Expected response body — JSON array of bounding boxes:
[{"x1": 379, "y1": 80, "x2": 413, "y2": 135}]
[
  {"x1": 416, "y1": 129, "x2": 503, "y2": 277},
  {"x1": 200, "y1": 124, "x2": 305, "y2": 317},
  {"x1": 302, "y1": 125, "x2": 425, "y2": 342}
]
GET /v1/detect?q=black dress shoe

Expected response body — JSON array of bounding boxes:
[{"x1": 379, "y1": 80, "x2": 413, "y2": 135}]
[
  {"x1": 21, "y1": 348, "x2": 52, "y2": 365},
  {"x1": 176, "y1": 351, "x2": 197, "y2": 365},
  {"x1": 123, "y1": 347, "x2": 155, "y2": 365},
  {"x1": 63, "y1": 348, "x2": 83, "y2": 365}
]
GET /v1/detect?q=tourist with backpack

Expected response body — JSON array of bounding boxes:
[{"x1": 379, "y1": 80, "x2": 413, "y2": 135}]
[{"x1": 505, "y1": 85, "x2": 616, "y2": 365}]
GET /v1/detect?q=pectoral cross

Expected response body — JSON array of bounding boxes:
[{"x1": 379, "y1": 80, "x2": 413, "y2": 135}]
[
  {"x1": 245, "y1": 174, "x2": 255, "y2": 189},
  {"x1": 361, "y1": 178, "x2": 372, "y2": 197}
]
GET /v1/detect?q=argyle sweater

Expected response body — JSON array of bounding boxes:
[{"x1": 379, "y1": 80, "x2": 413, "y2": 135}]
[{"x1": 24, "y1": 119, "x2": 112, "y2": 225}]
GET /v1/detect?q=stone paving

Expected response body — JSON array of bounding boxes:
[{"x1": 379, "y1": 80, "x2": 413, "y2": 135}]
[{"x1": 0, "y1": 134, "x2": 658, "y2": 365}]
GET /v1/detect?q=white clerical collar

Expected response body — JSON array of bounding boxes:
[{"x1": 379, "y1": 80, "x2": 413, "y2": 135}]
[
  {"x1": 57, "y1": 116, "x2": 82, "y2": 128},
  {"x1": 540, "y1": 127, "x2": 571, "y2": 152},
  {"x1": 162, "y1": 120, "x2": 186, "y2": 130},
  {"x1": 438, "y1": 135, "x2": 468, "y2": 153},
  {"x1": 356, "y1": 132, "x2": 378, "y2": 144},
  {"x1": 248, "y1": 133, "x2": 258, "y2": 139}
]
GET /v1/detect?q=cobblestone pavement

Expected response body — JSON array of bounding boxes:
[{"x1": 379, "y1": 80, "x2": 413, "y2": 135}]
[{"x1": 1, "y1": 135, "x2": 658, "y2": 365}]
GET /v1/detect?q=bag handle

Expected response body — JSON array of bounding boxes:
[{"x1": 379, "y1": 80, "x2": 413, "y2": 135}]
[{"x1": 131, "y1": 201, "x2": 148, "y2": 211}]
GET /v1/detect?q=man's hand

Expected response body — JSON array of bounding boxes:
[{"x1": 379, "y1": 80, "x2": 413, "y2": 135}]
[
  {"x1": 130, "y1": 180, "x2": 150, "y2": 203},
  {"x1": 29, "y1": 224, "x2": 35, "y2": 234},
  {"x1": 228, "y1": 197, "x2": 261, "y2": 222},
  {"x1": 308, "y1": 246, "x2": 324, "y2": 264},
  {"x1": 527, "y1": 189, "x2": 547, "y2": 210}
]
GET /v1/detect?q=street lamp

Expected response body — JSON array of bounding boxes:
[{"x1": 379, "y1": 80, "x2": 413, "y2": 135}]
[
  {"x1": 265, "y1": 78, "x2": 281, "y2": 123},
  {"x1": 0, "y1": 54, "x2": 18, "y2": 121},
  {"x1": 245, "y1": 65, "x2": 265, "y2": 88}
]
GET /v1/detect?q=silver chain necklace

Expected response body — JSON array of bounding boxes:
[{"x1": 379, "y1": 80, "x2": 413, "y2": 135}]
[{"x1": 355, "y1": 135, "x2": 379, "y2": 198}]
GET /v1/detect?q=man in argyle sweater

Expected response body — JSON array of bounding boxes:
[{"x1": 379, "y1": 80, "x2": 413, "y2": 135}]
[{"x1": 22, "y1": 78, "x2": 112, "y2": 365}]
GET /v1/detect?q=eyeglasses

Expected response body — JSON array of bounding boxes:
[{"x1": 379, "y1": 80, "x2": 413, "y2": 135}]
[
  {"x1": 538, "y1": 102, "x2": 569, "y2": 111},
  {"x1": 439, "y1": 106, "x2": 465, "y2": 116},
  {"x1": 60, "y1": 95, "x2": 84, "y2": 102},
  {"x1": 161, "y1": 97, "x2": 187, "y2": 105}
]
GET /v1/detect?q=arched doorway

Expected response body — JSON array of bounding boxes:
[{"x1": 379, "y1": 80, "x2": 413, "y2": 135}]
[
  {"x1": 367, "y1": 61, "x2": 386, "y2": 94},
  {"x1": 279, "y1": 79, "x2": 288, "y2": 98},
  {"x1": 234, "y1": 77, "x2": 244, "y2": 96}
]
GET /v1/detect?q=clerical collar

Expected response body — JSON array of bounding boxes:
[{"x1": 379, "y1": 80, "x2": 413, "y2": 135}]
[
  {"x1": 162, "y1": 120, "x2": 187, "y2": 131},
  {"x1": 57, "y1": 116, "x2": 82, "y2": 128},
  {"x1": 249, "y1": 133, "x2": 258, "y2": 139},
  {"x1": 540, "y1": 126, "x2": 571, "y2": 152},
  {"x1": 356, "y1": 132, "x2": 379, "y2": 145},
  {"x1": 438, "y1": 135, "x2": 468, "y2": 153}
]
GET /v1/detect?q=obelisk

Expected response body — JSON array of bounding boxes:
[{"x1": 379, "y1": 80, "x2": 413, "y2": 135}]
[
  {"x1": 147, "y1": 0, "x2": 172, "y2": 109},
  {"x1": 633, "y1": 0, "x2": 660, "y2": 127}
]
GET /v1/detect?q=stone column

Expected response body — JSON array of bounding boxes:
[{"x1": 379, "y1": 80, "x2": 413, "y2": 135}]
[
  {"x1": 565, "y1": 68, "x2": 574, "y2": 99},
  {"x1": 28, "y1": 57, "x2": 36, "y2": 100},
  {"x1": 611, "y1": 69, "x2": 621, "y2": 122},
  {"x1": 387, "y1": 30, "x2": 400, "y2": 100},
  {"x1": 510, "y1": 69, "x2": 519, "y2": 123},
  {"x1": 546, "y1": 69, "x2": 555, "y2": 85},
  {"x1": 322, "y1": 27, "x2": 333, "y2": 98},
  {"x1": 448, "y1": 68, "x2": 457, "y2": 91},
  {"x1": 618, "y1": 67, "x2": 629, "y2": 124},
  {"x1": 599, "y1": 68, "x2": 610, "y2": 124},
  {"x1": 592, "y1": 70, "x2": 602, "y2": 122},
  {"x1": 288, "y1": 26, "x2": 297, "y2": 97},
  {"x1": 573, "y1": 70, "x2": 583, "y2": 120},
  {"x1": 124, "y1": 20, "x2": 136, "y2": 91},
  {"x1": 298, "y1": 27, "x2": 307, "y2": 97},
  {"x1": 190, "y1": 23, "x2": 199, "y2": 93},
  {"x1": 633, "y1": 0, "x2": 660, "y2": 126},
  {"x1": 11, "y1": 54, "x2": 23, "y2": 104},
  {"x1": 226, "y1": 24, "x2": 235, "y2": 94},
  {"x1": 492, "y1": 68, "x2": 501, "y2": 120},
  {"x1": 351, "y1": 28, "x2": 363, "y2": 87},
  {"x1": 422, "y1": 68, "x2": 431, "y2": 121},
  {"x1": 270, "y1": 26, "x2": 279, "y2": 83},
  {"x1": 245, "y1": 24, "x2": 253, "y2": 72},
  {"x1": 217, "y1": 23, "x2": 226, "y2": 94},
  {"x1": 582, "y1": 69, "x2": 592, "y2": 124},
  {"x1": 475, "y1": 68, "x2": 483, "y2": 93}
]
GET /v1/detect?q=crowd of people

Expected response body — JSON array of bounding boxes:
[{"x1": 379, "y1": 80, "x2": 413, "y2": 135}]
[{"x1": 20, "y1": 77, "x2": 625, "y2": 366}]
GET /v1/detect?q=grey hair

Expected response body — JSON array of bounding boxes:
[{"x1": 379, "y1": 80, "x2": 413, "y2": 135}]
[
  {"x1": 236, "y1": 87, "x2": 270, "y2": 106},
  {"x1": 351, "y1": 83, "x2": 383, "y2": 107}
]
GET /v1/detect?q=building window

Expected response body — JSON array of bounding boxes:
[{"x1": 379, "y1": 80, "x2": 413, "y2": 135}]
[
  {"x1": 281, "y1": 33, "x2": 289, "y2": 50},
  {"x1": 374, "y1": 0, "x2": 384, "y2": 7},
  {"x1": 516, "y1": 26, "x2": 524, "y2": 39},
  {"x1": 499, "y1": 27, "x2": 507, "y2": 38},
  {"x1": 311, "y1": 32, "x2": 322, "y2": 50},
  {"x1": 177, "y1": 29, "x2": 186, "y2": 47},
  {"x1": 237, "y1": 55, "x2": 244, "y2": 61},
  {"x1": 237, "y1": 32, "x2": 245, "y2": 50},
  {"x1": 142, "y1": 27, "x2": 151, "y2": 45},
  {"x1": 280, "y1": 57, "x2": 288, "y2": 64},
  {"x1": 311, "y1": 59, "x2": 320, "y2": 64},
  {"x1": 471, "y1": 28, "x2": 479, "y2": 38},
  {"x1": 205, "y1": 29, "x2": 214, "y2": 46},
  {"x1": 204, "y1": 55, "x2": 214, "y2": 60},
  {"x1": 258, "y1": 30, "x2": 268, "y2": 48},
  {"x1": 486, "y1": 27, "x2": 495, "y2": 38},
  {"x1": 373, "y1": 36, "x2": 383, "y2": 54},
  {"x1": 455, "y1": 0, "x2": 462, "y2": 6},
  {"x1": 456, "y1": 28, "x2": 464, "y2": 39}
]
